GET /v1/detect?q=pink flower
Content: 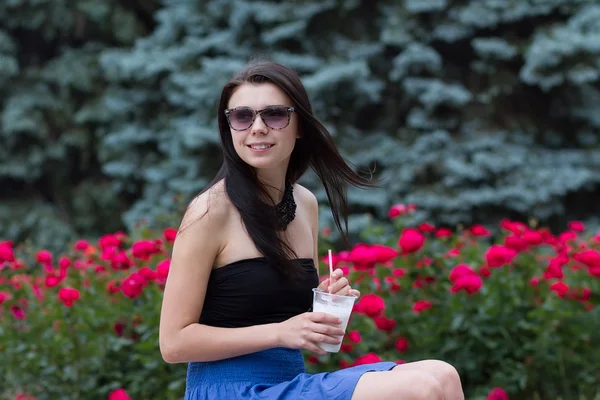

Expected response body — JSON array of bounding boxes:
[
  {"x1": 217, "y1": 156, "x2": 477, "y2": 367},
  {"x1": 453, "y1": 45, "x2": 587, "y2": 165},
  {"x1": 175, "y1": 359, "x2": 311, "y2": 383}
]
[
  {"x1": 58, "y1": 287, "x2": 80, "y2": 307},
  {"x1": 355, "y1": 294, "x2": 386, "y2": 317},
  {"x1": 573, "y1": 250, "x2": 600, "y2": 268},
  {"x1": 398, "y1": 228, "x2": 425, "y2": 255},
  {"x1": 373, "y1": 316, "x2": 396, "y2": 332},
  {"x1": 485, "y1": 245, "x2": 517, "y2": 268},
  {"x1": 568, "y1": 221, "x2": 585, "y2": 232},
  {"x1": 449, "y1": 264, "x2": 476, "y2": 283},
  {"x1": 395, "y1": 337, "x2": 408, "y2": 352},
  {"x1": 351, "y1": 353, "x2": 382, "y2": 366},
  {"x1": 388, "y1": 204, "x2": 408, "y2": 219},
  {"x1": 348, "y1": 331, "x2": 362, "y2": 343},
  {"x1": 35, "y1": 250, "x2": 52, "y2": 264},
  {"x1": 156, "y1": 259, "x2": 170, "y2": 282},
  {"x1": 451, "y1": 274, "x2": 483, "y2": 295},
  {"x1": 487, "y1": 387, "x2": 509, "y2": 400},
  {"x1": 347, "y1": 244, "x2": 398, "y2": 268},
  {"x1": 523, "y1": 230, "x2": 543, "y2": 246},
  {"x1": 412, "y1": 300, "x2": 432, "y2": 313},
  {"x1": 74, "y1": 240, "x2": 90, "y2": 251},
  {"x1": 469, "y1": 224, "x2": 491, "y2": 237},
  {"x1": 108, "y1": 388, "x2": 131, "y2": 400},
  {"x1": 435, "y1": 228, "x2": 453, "y2": 238},
  {"x1": 121, "y1": 272, "x2": 147, "y2": 299},
  {"x1": 549, "y1": 281, "x2": 569, "y2": 298},
  {"x1": 163, "y1": 227, "x2": 178, "y2": 242}
]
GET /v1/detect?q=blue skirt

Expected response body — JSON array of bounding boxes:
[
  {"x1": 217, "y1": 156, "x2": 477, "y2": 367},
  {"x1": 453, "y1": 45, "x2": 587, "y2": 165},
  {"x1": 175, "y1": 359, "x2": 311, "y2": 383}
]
[{"x1": 184, "y1": 347, "x2": 397, "y2": 399}]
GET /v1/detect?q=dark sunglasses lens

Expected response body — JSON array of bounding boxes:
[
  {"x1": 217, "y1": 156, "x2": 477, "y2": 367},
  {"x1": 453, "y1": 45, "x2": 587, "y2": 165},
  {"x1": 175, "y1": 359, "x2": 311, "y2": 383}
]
[
  {"x1": 262, "y1": 107, "x2": 289, "y2": 129},
  {"x1": 229, "y1": 109, "x2": 254, "y2": 129}
]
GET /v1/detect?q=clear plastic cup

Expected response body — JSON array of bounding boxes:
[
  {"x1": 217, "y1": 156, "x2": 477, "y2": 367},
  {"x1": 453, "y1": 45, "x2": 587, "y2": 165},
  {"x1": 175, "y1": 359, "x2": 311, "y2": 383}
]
[{"x1": 311, "y1": 288, "x2": 357, "y2": 353}]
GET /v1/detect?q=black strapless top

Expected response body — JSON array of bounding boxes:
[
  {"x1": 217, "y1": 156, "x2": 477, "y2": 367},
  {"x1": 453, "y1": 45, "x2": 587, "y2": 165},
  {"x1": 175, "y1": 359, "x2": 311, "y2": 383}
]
[{"x1": 199, "y1": 257, "x2": 319, "y2": 328}]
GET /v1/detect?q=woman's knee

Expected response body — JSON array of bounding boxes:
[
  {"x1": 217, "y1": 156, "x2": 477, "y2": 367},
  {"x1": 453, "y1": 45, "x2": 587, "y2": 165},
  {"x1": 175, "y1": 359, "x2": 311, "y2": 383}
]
[
  {"x1": 409, "y1": 371, "x2": 445, "y2": 400},
  {"x1": 423, "y1": 360, "x2": 464, "y2": 398}
]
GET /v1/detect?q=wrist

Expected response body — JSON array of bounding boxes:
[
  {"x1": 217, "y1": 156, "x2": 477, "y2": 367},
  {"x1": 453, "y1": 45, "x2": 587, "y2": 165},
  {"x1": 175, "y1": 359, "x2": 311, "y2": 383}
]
[{"x1": 268, "y1": 323, "x2": 282, "y2": 348}]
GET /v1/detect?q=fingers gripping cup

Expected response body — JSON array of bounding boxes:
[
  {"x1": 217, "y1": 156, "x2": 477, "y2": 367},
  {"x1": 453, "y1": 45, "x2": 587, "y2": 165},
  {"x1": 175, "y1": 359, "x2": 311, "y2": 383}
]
[{"x1": 311, "y1": 289, "x2": 357, "y2": 353}]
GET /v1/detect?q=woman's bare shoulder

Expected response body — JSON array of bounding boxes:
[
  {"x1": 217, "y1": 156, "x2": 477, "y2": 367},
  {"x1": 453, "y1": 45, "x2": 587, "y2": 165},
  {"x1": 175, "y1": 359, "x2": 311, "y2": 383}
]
[
  {"x1": 180, "y1": 179, "x2": 233, "y2": 232},
  {"x1": 293, "y1": 183, "x2": 318, "y2": 210}
]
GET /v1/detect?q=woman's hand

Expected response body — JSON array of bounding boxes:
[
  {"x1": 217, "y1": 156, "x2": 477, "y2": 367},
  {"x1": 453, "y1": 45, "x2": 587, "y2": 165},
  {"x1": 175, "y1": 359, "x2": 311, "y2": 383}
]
[
  {"x1": 276, "y1": 312, "x2": 345, "y2": 355},
  {"x1": 317, "y1": 268, "x2": 361, "y2": 298}
]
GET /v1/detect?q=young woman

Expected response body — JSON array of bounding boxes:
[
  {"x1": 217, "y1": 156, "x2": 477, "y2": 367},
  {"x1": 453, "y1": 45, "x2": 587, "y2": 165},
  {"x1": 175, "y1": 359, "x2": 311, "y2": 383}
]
[{"x1": 159, "y1": 59, "x2": 465, "y2": 400}]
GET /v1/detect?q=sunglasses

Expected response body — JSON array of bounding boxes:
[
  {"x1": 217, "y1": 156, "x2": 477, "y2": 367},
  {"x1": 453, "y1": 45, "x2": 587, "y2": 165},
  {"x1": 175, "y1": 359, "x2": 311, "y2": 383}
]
[{"x1": 224, "y1": 105, "x2": 295, "y2": 131}]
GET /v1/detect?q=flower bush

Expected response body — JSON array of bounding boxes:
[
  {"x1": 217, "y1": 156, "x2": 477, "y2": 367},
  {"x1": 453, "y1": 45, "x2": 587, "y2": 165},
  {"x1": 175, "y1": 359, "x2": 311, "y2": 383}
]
[{"x1": 1, "y1": 207, "x2": 599, "y2": 400}]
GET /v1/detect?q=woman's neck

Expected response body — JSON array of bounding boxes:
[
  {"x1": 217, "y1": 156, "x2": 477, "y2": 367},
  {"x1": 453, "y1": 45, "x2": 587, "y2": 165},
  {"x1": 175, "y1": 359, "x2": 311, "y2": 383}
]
[{"x1": 257, "y1": 169, "x2": 288, "y2": 204}]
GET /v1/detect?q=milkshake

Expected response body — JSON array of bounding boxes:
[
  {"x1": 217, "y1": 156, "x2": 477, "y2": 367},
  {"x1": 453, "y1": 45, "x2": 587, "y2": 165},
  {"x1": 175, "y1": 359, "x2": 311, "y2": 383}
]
[{"x1": 311, "y1": 288, "x2": 357, "y2": 353}]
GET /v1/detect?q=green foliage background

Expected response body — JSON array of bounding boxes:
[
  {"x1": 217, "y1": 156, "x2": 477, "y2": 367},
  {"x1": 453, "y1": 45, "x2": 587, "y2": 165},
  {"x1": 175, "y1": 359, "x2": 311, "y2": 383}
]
[{"x1": 2, "y1": 0, "x2": 600, "y2": 251}]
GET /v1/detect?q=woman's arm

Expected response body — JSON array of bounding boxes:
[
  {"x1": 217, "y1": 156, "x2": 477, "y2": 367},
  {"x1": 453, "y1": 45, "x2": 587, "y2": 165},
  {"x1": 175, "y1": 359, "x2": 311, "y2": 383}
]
[
  {"x1": 158, "y1": 188, "x2": 279, "y2": 364},
  {"x1": 304, "y1": 186, "x2": 360, "y2": 297}
]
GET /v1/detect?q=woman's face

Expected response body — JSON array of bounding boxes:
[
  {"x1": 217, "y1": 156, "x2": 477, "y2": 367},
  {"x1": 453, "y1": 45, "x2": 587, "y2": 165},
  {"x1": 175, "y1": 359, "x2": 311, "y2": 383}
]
[{"x1": 226, "y1": 82, "x2": 300, "y2": 173}]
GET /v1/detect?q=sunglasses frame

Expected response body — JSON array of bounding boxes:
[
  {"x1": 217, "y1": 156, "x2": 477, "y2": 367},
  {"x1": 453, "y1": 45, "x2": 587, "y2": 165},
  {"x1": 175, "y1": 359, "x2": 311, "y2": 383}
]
[{"x1": 224, "y1": 105, "x2": 295, "y2": 131}]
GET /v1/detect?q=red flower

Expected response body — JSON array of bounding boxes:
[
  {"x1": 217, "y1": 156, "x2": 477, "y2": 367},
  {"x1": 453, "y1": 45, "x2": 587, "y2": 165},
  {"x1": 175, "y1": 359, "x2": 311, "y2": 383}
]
[
  {"x1": 395, "y1": 337, "x2": 408, "y2": 352},
  {"x1": 451, "y1": 274, "x2": 483, "y2": 295},
  {"x1": 156, "y1": 259, "x2": 170, "y2": 282},
  {"x1": 0, "y1": 291, "x2": 12, "y2": 305},
  {"x1": 0, "y1": 241, "x2": 15, "y2": 263},
  {"x1": 417, "y1": 222, "x2": 435, "y2": 233},
  {"x1": 35, "y1": 250, "x2": 52, "y2": 264},
  {"x1": 558, "y1": 231, "x2": 577, "y2": 244},
  {"x1": 121, "y1": 272, "x2": 147, "y2": 298},
  {"x1": 398, "y1": 228, "x2": 425, "y2": 255},
  {"x1": 347, "y1": 244, "x2": 398, "y2": 268},
  {"x1": 523, "y1": 230, "x2": 543, "y2": 246},
  {"x1": 356, "y1": 294, "x2": 385, "y2": 317},
  {"x1": 348, "y1": 330, "x2": 361, "y2": 343},
  {"x1": 485, "y1": 245, "x2": 517, "y2": 268},
  {"x1": 412, "y1": 300, "x2": 432, "y2": 313},
  {"x1": 351, "y1": 353, "x2": 382, "y2": 366},
  {"x1": 138, "y1": 266, "x2": 157, "y2": 282},
  {"x1": 14, "y1": 394, "x2": 36, "y2": 400},
  {"x1": 383, "y1": 276, "x2": 401, "y2": 292},
  {"x1": 500, "y1": 219, "x2": 527, "y2": 235},
  {"x1": 131, "y1": 240, "x2": 161, "y2": 260},
  {"x1": 110, "y1": 251, "x2": 134, "y2": 270},
  {"x1": 487, "y1": 387, "x2": 509, "y2": 400},
  {"x1": 58, "y1": 287, "x2": 80, "y2": 307},
  {"x1": 469, "y1": 224, "x2": 491, "y2": 237},
  {"x1": 45, "y1": 272, "x2": 64, "y2": 288},
  {"x1": 74, "y1": 240, "x2": 90, "y2": 251},
  {"x1": 108, "y1": 388, "x2": 131, "y2": 400},
  {"x1": 449, "y1": 264, "x2": 476, "y2": 283},
  {"x1": 373, "y1": 316, "x2": 396, "y2": 332},
  {"x1": 58, "y1": 257, "x2": 71, "y2": 270},
  {"x1": 435, "y1": 228, "x2": 452, "y2": 238},
  {"x1": 573, "y1": 250, "x2": 600, "y2": 268},
  {"x1": 99, "y1": 234, "x2": 122, "y2": 249},
  {"x1": 11, "y1": 305, "x2": 25, "y2": 320},
  {"x1": 549, "y1": 281, "x2": 569, "y2": 298},
  {"x1": 568, "y1": 221, "x2": 585, "y2": 232},
  {"x1": 163, "y1": 227, "x2": 178, "y2": 242},
  {"x1": 543, "y1": 257, "x2": 565, "y2": 280},
  {"x1": 388, "y1": 204, "x2": 409, "y2": 219},
  {"x1": 504, "y1": 235, "x2": 528, "y2": 252}
]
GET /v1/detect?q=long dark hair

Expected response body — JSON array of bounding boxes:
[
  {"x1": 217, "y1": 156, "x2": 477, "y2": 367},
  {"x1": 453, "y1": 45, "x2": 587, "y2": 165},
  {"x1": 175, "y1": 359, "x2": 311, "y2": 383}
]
[{"x1": 194, "y1": 58, "x2": 379, "y2": 280}]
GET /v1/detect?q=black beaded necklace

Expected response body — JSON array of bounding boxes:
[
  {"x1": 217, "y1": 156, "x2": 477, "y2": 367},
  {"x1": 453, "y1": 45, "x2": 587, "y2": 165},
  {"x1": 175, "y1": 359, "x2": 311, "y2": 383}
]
[{"x1": 265, "y1": 181, "x2": 296, "y2": 230}]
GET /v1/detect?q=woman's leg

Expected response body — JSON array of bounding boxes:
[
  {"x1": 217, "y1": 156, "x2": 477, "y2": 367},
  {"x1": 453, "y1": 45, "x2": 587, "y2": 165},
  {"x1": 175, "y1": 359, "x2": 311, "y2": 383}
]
[
  {"x1": 391, "y1": 360, "x2": 464, "y2": 400},
  {"x1": 351, "y1": 369, "x2": 445, "y2": 400}
]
